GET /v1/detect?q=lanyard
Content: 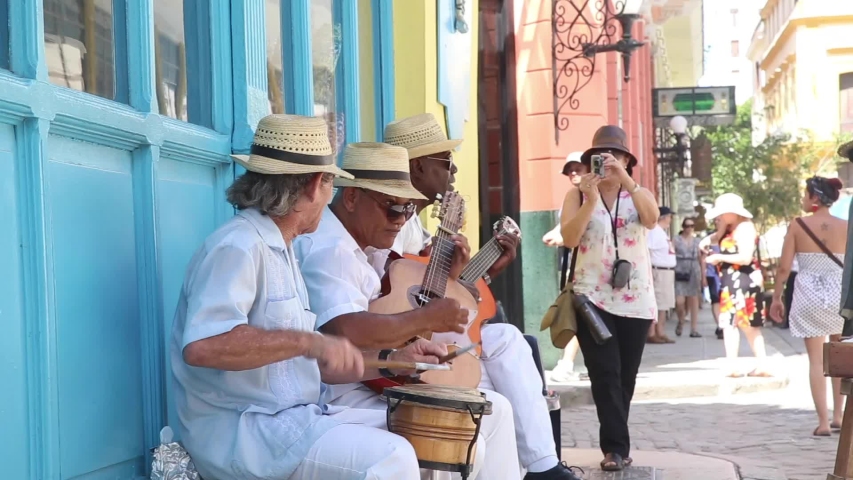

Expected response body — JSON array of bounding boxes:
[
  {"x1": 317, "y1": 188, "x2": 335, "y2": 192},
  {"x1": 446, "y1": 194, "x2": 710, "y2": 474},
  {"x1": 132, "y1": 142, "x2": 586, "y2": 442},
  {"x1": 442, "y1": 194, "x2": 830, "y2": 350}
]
[{"x1": 601, "y1": 187, "x2": 622, "y2": 259}]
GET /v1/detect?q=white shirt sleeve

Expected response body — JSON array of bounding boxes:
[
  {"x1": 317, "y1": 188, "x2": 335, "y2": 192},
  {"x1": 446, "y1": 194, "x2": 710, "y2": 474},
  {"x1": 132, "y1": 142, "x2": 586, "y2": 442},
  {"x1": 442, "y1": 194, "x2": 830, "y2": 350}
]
[
  {"x1": 299, "y1": 243, "x2": 371, "y2": 330},
  {"x1": 392, "y1": 215, "x2": 432, "y2": 255},
  {"x1": 182, "y1": 243, "x2": 256, "y2": 349}
]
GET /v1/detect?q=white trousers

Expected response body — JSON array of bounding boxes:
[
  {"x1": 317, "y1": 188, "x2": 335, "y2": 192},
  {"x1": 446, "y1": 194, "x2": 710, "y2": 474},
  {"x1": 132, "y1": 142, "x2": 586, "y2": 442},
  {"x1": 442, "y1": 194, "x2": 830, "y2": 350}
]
[
  {"x1": 290, "y1": 408, "x2": 421, "y2": 480},
  {"x1": 332, "y1": 385, "x2": 521, "y2": 480},
  {"x1": 478, "y1": 324, "x2": 559, "y2": 472}
]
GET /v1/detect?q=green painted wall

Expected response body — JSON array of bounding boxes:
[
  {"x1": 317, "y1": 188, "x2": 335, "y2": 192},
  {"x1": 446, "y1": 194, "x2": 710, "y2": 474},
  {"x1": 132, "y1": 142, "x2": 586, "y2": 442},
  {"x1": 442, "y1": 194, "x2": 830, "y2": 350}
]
[{"x1": 520, "y1": 210, "x2": 563, "y2": 369}]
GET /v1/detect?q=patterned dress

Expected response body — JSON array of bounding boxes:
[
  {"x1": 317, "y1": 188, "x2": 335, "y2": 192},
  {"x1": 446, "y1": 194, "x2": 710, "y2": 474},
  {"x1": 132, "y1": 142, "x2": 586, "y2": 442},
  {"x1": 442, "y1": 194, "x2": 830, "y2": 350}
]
[
  {"x1": 789, "y1": 253, "x2": 846, "y2": 338},
  {"x1": 573, "y1": 190, "x2": 657, "y2": 320},
  {"x1": 718, "y1": 231, "x2": 765, "y2": 328},
  {"x1": 674, "y1": 235, "x2": 703, "y2": 297}
]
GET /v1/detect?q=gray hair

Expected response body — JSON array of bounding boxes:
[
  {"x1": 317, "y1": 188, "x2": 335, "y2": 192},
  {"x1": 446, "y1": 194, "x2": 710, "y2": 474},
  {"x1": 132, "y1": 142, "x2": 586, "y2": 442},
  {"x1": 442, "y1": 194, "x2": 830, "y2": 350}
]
[{"x1": 226, "y1": 171, "x2": 333, "y2": 217}]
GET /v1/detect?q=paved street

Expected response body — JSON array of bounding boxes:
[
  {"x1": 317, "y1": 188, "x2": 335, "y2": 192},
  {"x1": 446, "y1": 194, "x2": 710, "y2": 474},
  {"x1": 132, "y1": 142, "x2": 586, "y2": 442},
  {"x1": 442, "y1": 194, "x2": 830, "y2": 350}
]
[{"x1": 558, "y1": 309, "x2": 842, "y2": 480}]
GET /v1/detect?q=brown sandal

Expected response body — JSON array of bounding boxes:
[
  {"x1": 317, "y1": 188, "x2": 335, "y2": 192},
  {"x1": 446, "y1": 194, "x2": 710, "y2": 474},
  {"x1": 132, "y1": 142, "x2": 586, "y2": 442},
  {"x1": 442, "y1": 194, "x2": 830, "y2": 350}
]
[
  {"x1": 814, "y1": 427, "x2": 831, "y2": 437},
  {"x1": 601, "y1": 453, "x2": 624, "y2": 471}
]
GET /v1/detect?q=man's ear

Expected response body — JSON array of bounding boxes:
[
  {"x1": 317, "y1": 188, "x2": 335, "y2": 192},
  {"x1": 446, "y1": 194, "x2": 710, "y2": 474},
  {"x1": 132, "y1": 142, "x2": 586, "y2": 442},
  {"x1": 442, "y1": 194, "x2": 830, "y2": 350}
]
[
  {"x1": 410, "y1": 157, "x2": 424, "y2": 175},
  {"x1": 341, "y1": 186, "x2": 360, "y2": 212},
  {"x1": 302, "y1": 172, "x2": 326, "y2": 202}
]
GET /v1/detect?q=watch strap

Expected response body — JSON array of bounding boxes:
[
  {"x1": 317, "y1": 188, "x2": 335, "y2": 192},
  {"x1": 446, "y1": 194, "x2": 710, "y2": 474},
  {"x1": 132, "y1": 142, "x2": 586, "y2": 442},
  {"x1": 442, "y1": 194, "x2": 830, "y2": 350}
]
[{"x1": 378, "y1": 349, "x2": 397, "y2": 378}]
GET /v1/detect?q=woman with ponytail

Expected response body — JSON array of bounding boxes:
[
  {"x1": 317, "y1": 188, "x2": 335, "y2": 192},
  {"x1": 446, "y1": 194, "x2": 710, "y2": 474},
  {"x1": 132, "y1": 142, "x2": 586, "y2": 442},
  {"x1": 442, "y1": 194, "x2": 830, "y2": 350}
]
[{"x1": 770, "y1": 176, "x2": 848, "y2": 436}]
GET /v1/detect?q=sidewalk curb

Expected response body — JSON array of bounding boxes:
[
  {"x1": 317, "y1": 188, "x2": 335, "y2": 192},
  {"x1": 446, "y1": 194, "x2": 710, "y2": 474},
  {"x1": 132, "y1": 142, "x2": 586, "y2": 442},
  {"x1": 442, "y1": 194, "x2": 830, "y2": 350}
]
[
  {"x1": 549, "y1": 372, "x2": 790, "y2": 407},
  {"x1": 690, "y1": 452, "x2": 790, "y2": 480}
]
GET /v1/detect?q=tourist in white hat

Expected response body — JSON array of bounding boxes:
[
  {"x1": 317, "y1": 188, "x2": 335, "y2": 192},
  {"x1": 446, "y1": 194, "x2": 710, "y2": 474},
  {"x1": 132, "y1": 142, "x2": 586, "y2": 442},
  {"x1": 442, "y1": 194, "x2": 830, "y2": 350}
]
[
  {"x1": 704, "y1": 193, "x2": 771, "y2": 378},
  {"x1": 171, "y1": 115, "x2": 447, "y2": 480},
  {"x1": 296, "y1": 141, "x2": 521, "y2": 479},
  {"x1": 383, "y1": 114, "x2": 582, "y2": 480}
]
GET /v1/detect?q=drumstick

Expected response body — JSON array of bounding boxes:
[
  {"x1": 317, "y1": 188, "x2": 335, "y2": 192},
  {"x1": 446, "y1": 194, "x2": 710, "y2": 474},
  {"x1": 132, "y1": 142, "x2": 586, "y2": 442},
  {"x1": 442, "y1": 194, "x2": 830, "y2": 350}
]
[
  {"x1": 438, "y1": 342, "x2": 481, "y2": 364},
  {"x1": 365, "y1": 360, "x2": 452, "y2": 371}
]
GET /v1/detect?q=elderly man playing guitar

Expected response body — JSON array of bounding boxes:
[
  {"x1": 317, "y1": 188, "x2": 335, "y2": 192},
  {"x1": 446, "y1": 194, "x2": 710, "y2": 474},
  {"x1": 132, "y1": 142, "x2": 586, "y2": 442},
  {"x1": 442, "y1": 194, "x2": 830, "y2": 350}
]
[
  {"x1": 295, "y1": 141, "x2": 521, "y2": 479},
  {"x1": 383, "y1": 114, "x2": 582, "y2": 480}
]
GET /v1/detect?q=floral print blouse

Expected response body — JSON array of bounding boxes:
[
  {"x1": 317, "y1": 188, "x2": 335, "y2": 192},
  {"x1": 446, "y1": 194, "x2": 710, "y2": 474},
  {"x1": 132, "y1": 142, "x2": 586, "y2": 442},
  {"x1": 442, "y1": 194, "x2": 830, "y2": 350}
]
[{"x1": 573, "y1": 190, "x2": 657, "y2": 320}]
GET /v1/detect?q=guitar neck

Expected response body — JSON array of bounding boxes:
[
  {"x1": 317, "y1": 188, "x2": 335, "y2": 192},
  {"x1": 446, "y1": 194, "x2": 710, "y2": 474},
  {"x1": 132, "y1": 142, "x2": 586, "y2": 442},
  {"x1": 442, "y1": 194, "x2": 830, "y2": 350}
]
[
  {"x1": 422, "y1": 230, "x2": 456, "y2": 297},
  {"x1": 460, "y1": 237, "x2": 503, "y2": 283}
]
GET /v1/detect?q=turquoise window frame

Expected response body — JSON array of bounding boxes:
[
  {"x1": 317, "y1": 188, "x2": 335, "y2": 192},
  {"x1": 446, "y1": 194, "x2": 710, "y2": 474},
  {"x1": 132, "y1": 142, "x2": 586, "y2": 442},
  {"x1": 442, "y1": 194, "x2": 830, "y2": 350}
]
[{"x1": 372, "y1": 0, "x2": 395, "y2": 139}]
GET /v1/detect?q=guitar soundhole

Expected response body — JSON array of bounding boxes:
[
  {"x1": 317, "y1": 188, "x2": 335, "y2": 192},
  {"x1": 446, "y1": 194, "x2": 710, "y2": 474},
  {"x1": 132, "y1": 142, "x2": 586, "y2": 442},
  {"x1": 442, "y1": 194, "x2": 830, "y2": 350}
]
[{"x1": 407, "y1": 285, "x2": 436, "y2": 308}]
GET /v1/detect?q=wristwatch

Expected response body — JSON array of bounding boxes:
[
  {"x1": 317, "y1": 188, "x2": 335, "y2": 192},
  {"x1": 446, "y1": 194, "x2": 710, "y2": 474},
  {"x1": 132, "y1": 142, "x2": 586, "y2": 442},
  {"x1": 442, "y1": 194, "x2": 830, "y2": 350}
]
[{"x1": 378, "y1": 348, "x2": 397, "y2": 378}]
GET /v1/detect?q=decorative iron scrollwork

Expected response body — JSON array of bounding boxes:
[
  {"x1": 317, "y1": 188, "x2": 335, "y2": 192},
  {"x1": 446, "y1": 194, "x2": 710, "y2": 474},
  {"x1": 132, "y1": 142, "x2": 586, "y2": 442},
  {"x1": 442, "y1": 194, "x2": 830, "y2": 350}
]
[{"x1": 551, "y1": 0, "x2": 645, "y2": 144}]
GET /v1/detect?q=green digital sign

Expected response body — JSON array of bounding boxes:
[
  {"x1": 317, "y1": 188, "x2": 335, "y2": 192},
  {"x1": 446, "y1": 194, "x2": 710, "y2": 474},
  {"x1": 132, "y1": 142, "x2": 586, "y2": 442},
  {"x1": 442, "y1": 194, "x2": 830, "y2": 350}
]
[{"x1": 653, "y1": 86, "x2": 736, "y2": 118}]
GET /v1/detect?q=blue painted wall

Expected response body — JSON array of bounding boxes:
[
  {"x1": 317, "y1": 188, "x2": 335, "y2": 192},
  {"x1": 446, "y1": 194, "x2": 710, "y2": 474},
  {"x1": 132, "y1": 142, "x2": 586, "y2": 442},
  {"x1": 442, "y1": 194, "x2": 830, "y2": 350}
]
[{"x1": 0, "y1": 0, "x2": 387, "y2": 477}]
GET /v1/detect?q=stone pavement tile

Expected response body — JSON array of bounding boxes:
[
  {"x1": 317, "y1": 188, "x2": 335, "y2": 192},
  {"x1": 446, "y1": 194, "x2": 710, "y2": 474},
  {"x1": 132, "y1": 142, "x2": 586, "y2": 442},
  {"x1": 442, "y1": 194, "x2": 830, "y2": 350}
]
[{"x1": 562, "y1": 448, "x2": 738, "y2": 480}]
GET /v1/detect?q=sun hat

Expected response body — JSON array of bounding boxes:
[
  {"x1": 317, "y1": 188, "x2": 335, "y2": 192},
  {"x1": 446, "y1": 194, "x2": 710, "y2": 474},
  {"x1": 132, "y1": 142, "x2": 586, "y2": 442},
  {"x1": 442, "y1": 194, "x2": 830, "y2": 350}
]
[
  {"x1": 561, "y1": 151, "x2": 584, "y2": 176},
  {"x1": 333, "y1": 143, "x2": 428, "y2": 200},
  {"x1": 383, "y1": 113, "x2": 463, "y2": 159},
  {"x1": 707, "y1": 193, "x2": 753, "y2": 219},
  {"x1": 659, "y1": 206, "x2": 673, "y2": 217},
  {"x1": 231, "y1": 114, "x2": 353, "y2": 179},
  {"x1": 580, "y1": 125, "x2": 638, "y2": 168}
]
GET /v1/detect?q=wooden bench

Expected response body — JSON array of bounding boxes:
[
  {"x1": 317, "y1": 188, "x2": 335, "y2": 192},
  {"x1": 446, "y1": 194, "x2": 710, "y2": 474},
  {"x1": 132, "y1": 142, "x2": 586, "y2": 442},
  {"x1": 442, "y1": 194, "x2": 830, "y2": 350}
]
[{"x1": 824, "y1": 342, "x2": 853, "y2": 479}]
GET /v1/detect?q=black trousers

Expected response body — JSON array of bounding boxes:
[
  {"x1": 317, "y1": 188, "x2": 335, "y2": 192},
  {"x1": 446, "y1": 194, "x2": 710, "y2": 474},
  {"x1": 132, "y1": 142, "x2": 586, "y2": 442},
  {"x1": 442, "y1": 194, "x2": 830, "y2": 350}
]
[{"x1": 576, "y1": 305, "x2": 652, "y2": 459}]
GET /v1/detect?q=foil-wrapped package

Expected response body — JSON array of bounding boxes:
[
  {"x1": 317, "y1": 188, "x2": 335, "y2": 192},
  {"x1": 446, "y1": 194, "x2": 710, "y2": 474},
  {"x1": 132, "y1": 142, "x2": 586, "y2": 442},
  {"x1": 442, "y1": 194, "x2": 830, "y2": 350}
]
[{"x1": 151, "y1": 427, "x2": 200, "y2": 480}]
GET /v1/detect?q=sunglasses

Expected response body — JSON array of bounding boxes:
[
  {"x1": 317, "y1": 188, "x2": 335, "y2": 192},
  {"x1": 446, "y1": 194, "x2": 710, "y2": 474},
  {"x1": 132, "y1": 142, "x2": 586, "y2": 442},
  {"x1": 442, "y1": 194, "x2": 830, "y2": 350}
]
[
  {"x1": 684, "y1": 224, "x2": 695, "y2": 228},
  {"x1": 361, "y1": 189, "x2": 416, "y2": 221},
  {"x1": 425, "y1": 155, "x2": 455, "y2": 171}
]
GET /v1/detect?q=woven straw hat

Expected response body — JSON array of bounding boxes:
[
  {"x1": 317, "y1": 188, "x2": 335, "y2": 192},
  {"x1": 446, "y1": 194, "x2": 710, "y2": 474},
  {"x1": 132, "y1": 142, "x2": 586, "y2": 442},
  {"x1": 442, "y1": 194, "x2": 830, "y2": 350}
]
[
  {"x1": 231, "y1": 114, "x2": 353, "y2": 179},
  {"x1": 383, "y1": 113, "x2": 463, "y2": 159},
  {"x1": 334, "y1": 143, "x2": 428, "y2": 200}
]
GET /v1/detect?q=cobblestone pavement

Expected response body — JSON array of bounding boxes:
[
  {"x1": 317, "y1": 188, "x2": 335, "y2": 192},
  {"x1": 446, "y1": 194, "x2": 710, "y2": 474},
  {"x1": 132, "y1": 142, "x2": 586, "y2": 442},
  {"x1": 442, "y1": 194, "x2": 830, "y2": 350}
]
[{"x1": 560, "y1": 338, "x2": 840, "y2": 480}]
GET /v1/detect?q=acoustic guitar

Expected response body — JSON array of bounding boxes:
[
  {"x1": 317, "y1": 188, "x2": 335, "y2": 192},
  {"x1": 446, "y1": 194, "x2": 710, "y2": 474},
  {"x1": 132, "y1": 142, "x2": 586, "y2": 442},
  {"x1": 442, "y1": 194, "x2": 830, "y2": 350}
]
[
  {"x1": 362, "y1": 192, "x2": 482, "y2": 394},
  {"x1": 403, "y1": 216, "x2": 522, "y2": 355}
]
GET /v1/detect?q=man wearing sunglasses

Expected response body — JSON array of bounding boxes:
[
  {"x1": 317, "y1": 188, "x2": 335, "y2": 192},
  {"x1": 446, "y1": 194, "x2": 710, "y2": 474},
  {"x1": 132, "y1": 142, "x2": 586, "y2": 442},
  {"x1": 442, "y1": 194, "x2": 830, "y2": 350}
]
[
  {"x1": 381, "y1": 114, "x2": 582, "y2": 480},
  {"x1": 295, "y1": 142, "x2": 522, "y2": 479}
]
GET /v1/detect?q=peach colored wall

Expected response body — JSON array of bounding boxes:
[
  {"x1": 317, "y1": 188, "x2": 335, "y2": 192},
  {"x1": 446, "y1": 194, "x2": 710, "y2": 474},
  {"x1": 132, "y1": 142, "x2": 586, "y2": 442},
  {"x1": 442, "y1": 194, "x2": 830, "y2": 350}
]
[{"x1": 515, "y1": 0, "x2": 657, "y2": 213}]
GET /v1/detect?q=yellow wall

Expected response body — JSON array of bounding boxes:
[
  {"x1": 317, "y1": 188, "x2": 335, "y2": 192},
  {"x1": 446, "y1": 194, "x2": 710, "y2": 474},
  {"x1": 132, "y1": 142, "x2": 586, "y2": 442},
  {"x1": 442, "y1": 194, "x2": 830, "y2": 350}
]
[
  {"x1": 357, "y1": 0, "x2": 376, "y2": 142},
  {"x1": 391, "y1": 0, "x2": 481, "y2": 249}
]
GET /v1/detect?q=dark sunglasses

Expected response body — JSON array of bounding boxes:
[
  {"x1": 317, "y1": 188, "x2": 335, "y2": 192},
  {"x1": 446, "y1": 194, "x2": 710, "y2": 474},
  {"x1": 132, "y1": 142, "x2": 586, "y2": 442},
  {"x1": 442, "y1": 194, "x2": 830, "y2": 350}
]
[
  {"x1": 425, "y1": 155, "x2": 455, "y2": 171},
  {"x1": 361, "y1": 189, "x2": 416, "y2": 221},
  {"x1": 683, "y1": 224, "x2": 695, "y2": 228}
]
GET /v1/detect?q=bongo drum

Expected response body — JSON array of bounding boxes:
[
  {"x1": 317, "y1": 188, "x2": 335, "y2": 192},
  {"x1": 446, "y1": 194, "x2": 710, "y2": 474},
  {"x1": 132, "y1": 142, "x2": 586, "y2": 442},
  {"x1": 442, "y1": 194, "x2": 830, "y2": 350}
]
[{"x1": 385, "y1": 384, "x2": 492, "y2": 479}]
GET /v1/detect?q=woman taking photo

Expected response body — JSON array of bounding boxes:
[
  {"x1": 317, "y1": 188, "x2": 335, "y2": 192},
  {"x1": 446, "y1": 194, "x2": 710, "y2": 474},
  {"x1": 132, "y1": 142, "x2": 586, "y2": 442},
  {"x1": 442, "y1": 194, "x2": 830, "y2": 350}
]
[
  {"x1": 704, "y1": 193, "x2": 770, "y2": 378},
  {"x1": 674, "y1": 218, "x2": 705, "y2": 337},
  {"x1": 560, "y1": 125, "x2": 659, "y2": 472},
  {"x1": 770, "y1": 177, "x2": 847, "y2": 436}
]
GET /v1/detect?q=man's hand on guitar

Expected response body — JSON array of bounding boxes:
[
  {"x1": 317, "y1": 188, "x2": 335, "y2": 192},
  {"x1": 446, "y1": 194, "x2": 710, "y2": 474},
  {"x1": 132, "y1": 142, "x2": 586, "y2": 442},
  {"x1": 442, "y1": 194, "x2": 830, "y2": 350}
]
[
  {"x1": 388, "y1": 338, "x2": 448, "y2": 376},
  {"x1": 487, "y1": 233, "x2": 520, "y2": 278},
  {"x1": 422, "y1": 297, "x2": 469, "y2": 334},
  {"x1": 448, "y1": 234, "x2": 471, "y2": 279}
]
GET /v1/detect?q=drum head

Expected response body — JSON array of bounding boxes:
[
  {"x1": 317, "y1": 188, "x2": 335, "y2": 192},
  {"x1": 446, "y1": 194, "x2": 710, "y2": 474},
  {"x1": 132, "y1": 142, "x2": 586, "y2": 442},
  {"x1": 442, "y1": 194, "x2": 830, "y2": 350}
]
[{"x1": 385, "y1": 384, "x2": 492, "y2": 414}]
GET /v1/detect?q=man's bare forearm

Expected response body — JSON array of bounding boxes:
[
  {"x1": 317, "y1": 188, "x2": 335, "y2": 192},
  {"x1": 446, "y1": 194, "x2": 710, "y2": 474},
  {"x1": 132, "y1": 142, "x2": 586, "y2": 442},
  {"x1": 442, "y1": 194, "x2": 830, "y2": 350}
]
[
  {"x1": 321, "y1": 311, "x2": 431, "y2": 349},
  {"x1": 183, "y1": 325, "x2": 318, "y2": 371}
]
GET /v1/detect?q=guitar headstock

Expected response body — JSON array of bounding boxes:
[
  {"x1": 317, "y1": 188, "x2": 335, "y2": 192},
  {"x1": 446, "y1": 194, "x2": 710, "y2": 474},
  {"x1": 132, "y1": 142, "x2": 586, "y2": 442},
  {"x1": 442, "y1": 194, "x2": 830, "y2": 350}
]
[
  {"x1": 436, "y1": 191, "x2": 466, "y2": 234},
  {"x1": 492, "y1": 216, "x2": 522, "y2": 240}
]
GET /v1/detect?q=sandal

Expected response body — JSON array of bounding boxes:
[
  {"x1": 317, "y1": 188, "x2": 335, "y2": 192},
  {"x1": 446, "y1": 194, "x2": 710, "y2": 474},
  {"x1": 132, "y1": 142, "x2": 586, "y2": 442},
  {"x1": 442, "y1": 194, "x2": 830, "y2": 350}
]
[
  {"x1": 747, "y1": 370, "x2": 773, "y2": 378},
  {"x1": 690, "y1": 331, "x2": 702, "y2": 338},
  {"x1": 832, "y1": 421, "x2": 843, "y2": 430},
  {"x1": 814, "y1": 427, "x2": 832, "y2": 437},
  {"x1": 726, "y1": 372, "x2": 745, "y2": 378},
  {"x1": 601, "y1": 453, "x2": 624, "y2": 471},
  {"x1": 624, "y1": 457, "x2": 633, "y2": 467},
  {"x1": 675, "y1": 322, "x2": 683, "y2": 337}
]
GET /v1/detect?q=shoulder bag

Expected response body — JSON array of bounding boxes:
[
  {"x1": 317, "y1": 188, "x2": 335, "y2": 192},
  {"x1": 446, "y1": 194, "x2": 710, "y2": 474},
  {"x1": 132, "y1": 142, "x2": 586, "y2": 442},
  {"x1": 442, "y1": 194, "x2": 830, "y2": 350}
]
[{"x1": 796, "y1": 218, "x2": 844, "y2": 268}]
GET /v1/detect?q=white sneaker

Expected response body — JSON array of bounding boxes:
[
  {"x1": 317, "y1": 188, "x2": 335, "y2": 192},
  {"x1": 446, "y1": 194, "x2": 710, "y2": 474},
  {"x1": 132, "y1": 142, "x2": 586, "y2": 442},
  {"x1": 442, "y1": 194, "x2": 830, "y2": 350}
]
[{"x1": 549, "y1": 361, "x2": 580, "y2": 383}]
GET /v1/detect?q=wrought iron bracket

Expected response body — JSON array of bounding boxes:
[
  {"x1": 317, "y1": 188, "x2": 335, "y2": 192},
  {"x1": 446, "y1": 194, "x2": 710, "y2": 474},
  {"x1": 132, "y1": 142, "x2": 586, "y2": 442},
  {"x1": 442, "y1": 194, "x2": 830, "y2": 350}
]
[{"x1": 552, "y1": 0, "x2": 646, "y2": 144}]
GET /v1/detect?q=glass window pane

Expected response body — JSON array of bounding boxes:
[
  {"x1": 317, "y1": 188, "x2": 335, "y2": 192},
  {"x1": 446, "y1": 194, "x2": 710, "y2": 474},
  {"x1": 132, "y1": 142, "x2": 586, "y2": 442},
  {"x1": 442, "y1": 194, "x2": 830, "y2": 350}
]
[
  {"x1": 266, "y1": 0, "x2": 284, "y2": 114},
  {"x1": 44, "y1": 0, "x2": 116, "y2": 100},
  {"x1": 312, "y1": 0, "x2": 343, "y2": 153},
  {"x1": 154, "y1": 0, "x2": 187, "y2": 121}
]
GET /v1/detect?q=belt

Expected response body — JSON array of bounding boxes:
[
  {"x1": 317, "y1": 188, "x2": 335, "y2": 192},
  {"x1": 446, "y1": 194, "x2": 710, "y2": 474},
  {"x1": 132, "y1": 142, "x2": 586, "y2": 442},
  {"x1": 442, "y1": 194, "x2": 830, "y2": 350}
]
[{"x1": 653, "y1": 266, "x2": 674, "y2": 270}]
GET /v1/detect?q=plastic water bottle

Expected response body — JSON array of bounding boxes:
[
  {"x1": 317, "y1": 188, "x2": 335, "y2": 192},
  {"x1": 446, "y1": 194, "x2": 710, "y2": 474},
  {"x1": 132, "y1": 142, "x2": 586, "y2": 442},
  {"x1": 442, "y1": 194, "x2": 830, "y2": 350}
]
[{"x1": 703, "y1": 286, "x2": 711, "y2": 304}]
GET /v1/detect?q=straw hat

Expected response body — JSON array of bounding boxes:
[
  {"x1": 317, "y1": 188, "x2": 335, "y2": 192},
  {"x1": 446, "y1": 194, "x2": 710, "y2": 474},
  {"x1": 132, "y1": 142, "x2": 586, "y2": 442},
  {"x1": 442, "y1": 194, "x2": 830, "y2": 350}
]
[
  {"x1": 580, "y1": 125, "x2": 638, "y2": 168},
  {"x1": 707, "y1": 193, "x2": 753, "y2": 219},
  {"x1": 334, "y1": 143, "x2": 428, "y2": 200},
  {"x1": 384, "y1": 113, "x2": 463, "y2": 159},
  {"x1": 231, "y1": 114, "x2": 353, "y2": 179}
]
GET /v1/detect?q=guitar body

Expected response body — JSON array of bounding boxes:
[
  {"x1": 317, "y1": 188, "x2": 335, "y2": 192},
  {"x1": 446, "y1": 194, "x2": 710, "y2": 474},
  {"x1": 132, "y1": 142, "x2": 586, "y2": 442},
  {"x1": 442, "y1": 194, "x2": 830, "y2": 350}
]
[
  {"x1": 403, "y1": 254, "x2": 494, "y2": 354},
  {"x1": 362, "y1": 258, "x2": 482, "y2": 394}
]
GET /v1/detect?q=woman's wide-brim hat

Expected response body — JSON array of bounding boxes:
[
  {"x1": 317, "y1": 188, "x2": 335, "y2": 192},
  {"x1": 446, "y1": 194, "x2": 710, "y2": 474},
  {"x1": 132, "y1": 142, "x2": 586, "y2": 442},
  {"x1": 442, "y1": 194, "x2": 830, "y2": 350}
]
[
  {"x1": 707, "y1": 193, "x2": 753, "y2": 219},
  {"x1": 334, "y1": 143, "x2": 428, "y2": 200},
  {"x1": 580, "y1": 125, "x2": 638, "y2": 168},
  {"x1": 231, "y1": 114, "x2": 353, "y2": 179},
  {"x1": 838, "y1": 139, "x2": 853, "y2": 161},
  {"x1": 383, "y1": 113, "x2": 463, "y2": 159}
]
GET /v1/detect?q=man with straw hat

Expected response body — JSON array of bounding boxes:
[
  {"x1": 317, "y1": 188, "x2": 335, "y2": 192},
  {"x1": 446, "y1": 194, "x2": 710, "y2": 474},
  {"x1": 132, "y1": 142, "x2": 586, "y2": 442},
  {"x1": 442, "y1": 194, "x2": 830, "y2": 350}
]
[
  {"x1": 296, "y1": 142, "x2": 522, "y2": 479},
  {"x1": 170, "y1": 115, "x2": 448, "y2": 480},
  {"x1": 381, "y1": 114, "x2": 583, "y2": 480}
]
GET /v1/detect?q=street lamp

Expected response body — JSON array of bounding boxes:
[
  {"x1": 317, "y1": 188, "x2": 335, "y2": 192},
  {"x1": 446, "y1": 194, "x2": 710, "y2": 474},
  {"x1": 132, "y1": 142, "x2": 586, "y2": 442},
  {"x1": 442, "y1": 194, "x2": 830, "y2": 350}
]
[
  {"x1": 669, "y1": 115, "x2": 688, "y2": 135},
  {"x1": 653, "y1": 115, "x2": 692, "y2": 208},
  {"x1": 551, "y1": 0, "x2": 647, "y2": 143}
]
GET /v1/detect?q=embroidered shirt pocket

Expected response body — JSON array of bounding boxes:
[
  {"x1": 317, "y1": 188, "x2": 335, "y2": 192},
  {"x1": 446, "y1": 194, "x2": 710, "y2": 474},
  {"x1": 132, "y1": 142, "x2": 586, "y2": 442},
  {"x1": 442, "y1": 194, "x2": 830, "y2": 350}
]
[{"x1": 264, "y1": 297, "x2": 304, "y2": 330}]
